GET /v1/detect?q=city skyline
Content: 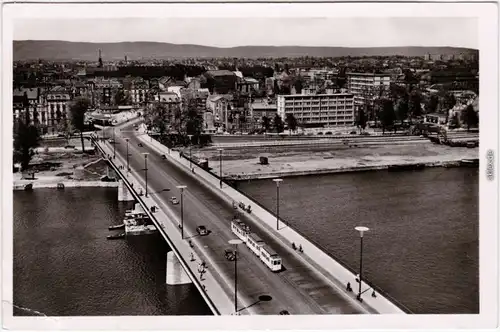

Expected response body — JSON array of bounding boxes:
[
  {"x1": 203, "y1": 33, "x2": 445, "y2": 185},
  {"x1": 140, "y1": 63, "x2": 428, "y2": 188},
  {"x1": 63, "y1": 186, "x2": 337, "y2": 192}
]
[{"x1": 14, "y1": 17, "x2": 478, "y2": 49}]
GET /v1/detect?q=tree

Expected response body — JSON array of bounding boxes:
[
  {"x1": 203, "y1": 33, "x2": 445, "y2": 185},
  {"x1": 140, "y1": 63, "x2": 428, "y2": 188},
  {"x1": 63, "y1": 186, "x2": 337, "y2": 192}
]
[
  {"x1": 379, "y1": 99, "x2": 396, "y2": 134},
  {"x1": 396, "y1": 95, "x2": 409, "y2": 124},
  {"x1": 57, "y1": 119, "x2": 74, "y2": 145},
  {"x1": 462, "y1": 105, "x2": 479, "y2": 131},
  {"x1": 274, "y1": 114, "x2": 284, "y2": 134},
  {"x1": 409, "y1": 91, "x2": 422, "y2": 120},
  {"x1": 13, "y1": 119, "x2": 41, "y2": 171},
  {"x1": 427, "y1": 94, "x2": 439, "y2": 114},
  {"x1": 144, "y1": 102, "x2": 171, "y2": 137},
  {"x1": 69, "y1": 97, "x2": 91, "y2": 153},
  {"x1": 285, "y1": 113, "x2": 298, "y2": 135},
  {"x1": 182, "y1": 96, "x2": 204, "y2": 137},
  {"x1": 356, "y1": 107, "x2": 367, "y2": 133},
  {"x1": 442, "y1": 92, "x2": 456, "y2": 112},
  {"x1": 449, "y1": 112, "x2": 461, "y2": 129},
  {"x1": 114, "y1": 89, "x2": 131, "y2": 106},
  {"x1": 261, "y1": 116, "x2": 271, "y2": 134}
]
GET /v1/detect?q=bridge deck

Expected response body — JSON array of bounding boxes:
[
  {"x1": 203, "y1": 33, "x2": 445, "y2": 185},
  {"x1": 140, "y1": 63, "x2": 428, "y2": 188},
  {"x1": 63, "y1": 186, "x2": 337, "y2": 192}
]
[{"x1": 97, "y1": 120, "x2": 403, "y2": 315}]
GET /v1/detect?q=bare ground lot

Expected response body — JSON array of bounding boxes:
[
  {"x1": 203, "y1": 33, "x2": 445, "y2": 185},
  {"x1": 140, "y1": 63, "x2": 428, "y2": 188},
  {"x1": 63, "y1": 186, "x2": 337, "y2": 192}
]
[
  {"x1": 15, "y1": 148, "x2": 108, "y2": 184},
  {"x1": 188, "y1": 142, "x2": 479, "y2": 179}
]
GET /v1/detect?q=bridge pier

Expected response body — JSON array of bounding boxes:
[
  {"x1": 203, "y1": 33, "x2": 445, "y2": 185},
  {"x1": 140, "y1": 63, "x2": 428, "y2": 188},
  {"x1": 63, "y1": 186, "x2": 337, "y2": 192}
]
[
  {"x1": 118, "y1": 179, "x2": 134, "y2": 202},
  {"x1": 166, "y1": 251, "x2": 192, "y2": 285}
]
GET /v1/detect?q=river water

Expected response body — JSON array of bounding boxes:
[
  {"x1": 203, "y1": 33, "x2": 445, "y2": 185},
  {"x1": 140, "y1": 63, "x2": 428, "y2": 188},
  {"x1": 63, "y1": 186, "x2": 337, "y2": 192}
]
[
  {"x1": 238, "y1": 167, "x2": 479, "y2": 314},
  {"x1": 13, "y1": 188, "x2": 211, "y2": 316},
  {"x1": 13, "y1": 168, "x2": 478, "y2": 315}
]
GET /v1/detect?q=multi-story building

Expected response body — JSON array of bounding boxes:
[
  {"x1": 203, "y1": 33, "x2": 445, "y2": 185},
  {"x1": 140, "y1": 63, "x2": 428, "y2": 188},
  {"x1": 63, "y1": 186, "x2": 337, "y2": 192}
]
[
  {"x1": 13, "y1": 86, "x2": 72, "y2": 134},
  {"x1": 13, "y1": 87, "x2": 46, "y2": 127},
  {"x1": 206, "y1": 94, "x2": 230, "y2": 130},
  {"x1": 129, "y1": 80, "x2": 150, "y2": 105},
  {"x1": 46, "y1": 86, "x2": 71, "y2": 129},
  {"x1": 346, "y1": 72, "x2": 391, "y2": 109},
  {"x1": 276, "y1": 93, "x2": 355, "y2": 128}
]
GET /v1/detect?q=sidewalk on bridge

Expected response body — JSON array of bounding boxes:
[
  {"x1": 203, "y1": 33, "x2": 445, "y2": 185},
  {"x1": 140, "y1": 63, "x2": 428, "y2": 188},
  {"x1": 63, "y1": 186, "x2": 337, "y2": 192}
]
[
  {"x1": 137, "y1": 130, "x2": 407, "y2": 315},
  {"x1": 96, "y1": 137, "x2": 255, "y2": 316}
]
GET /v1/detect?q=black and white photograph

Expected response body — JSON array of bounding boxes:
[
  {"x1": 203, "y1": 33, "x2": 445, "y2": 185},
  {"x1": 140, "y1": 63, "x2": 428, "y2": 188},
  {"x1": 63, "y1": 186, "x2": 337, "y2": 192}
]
[{"x1": 1, "y1": 2, "x2": 498, "y2": 331}]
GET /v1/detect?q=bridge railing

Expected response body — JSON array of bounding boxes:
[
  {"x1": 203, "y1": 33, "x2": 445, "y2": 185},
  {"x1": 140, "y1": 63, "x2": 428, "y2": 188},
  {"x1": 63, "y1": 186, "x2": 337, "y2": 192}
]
[
  {"x1": 179, "y1": 146, "x2": 413, "y2": 314},
  {"x1": 91, "y1": 136, "x2": 221, "y2": 316}
]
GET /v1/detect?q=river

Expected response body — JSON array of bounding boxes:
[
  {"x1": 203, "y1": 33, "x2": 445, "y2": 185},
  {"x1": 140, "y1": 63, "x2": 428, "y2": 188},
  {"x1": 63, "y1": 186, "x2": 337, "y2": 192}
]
[
  {"x1": 13, "y1": 167, "x2": 478, "y2": 315},
  {"x1": 238, "y1": 167, "x2": 479, "y2": 314},
  {"x1": 13, "y1": 188, "x2": 211, "y2": 316}
]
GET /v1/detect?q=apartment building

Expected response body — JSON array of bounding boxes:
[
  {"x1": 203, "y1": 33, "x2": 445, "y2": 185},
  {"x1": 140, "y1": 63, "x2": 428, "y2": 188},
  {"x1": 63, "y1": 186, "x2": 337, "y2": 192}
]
[
  {"x1": 276, "y1": 93, "x2": 355, "y2": 128},
  {"x1": 346, "y1": 72, "x2": 391, "y2": 107}
]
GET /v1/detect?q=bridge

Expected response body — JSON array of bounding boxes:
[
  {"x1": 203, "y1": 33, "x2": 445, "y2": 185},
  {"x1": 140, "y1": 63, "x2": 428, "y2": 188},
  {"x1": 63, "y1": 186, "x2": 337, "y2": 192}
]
[{"x1": 91, "y1": 119, "x2": 407, "y2": 316}]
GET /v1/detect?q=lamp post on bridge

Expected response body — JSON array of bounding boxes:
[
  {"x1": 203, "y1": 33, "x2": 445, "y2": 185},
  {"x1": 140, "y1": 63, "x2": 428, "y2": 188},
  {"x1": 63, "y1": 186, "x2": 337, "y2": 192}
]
[
  {"x1": 228, "y1": 239, "x2": 243, "y2": 314},
  {"x1": 125, "y1": 138, "x2": 130, "y2": 171},
  {"x1": 272, "y1": 178, "x2": 283, "y2": 230},
  {"x1": 217, "y1": 148, "x2": 224, "y2": 189},
  {"x1": 355, "y1": 226, "x2": 369, "y2": 302},
  {"x1": 176, "y1": 185, "x2": 187, "y2": 239},
  {"x1": 112, "y1": 127, "x2": 116, "y2": 158},
  {"x1": 142, "y1": 152, "x2": 149, "y2": 197},
  {"x1": 187, "y1": 134, "x2": 193, "y2": 169}
]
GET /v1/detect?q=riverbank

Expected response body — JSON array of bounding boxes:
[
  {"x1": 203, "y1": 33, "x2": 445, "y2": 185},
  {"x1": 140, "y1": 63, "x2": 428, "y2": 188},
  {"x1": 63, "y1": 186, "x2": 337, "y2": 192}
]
[
  {"x1": 190, "y1": 141, "x2": 478, "y2": 180},
  {"x1": 13, "y1": 145, "x2": 115, "y2": 190},
  {"x1": 13, "y1": 179, "x2": 118, "y2": 190}
]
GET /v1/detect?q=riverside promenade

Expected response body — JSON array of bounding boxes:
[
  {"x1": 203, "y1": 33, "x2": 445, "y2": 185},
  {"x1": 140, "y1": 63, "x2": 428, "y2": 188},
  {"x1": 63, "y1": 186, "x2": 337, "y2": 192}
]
[{"x1": 136, "y1": 131, "x2": 407, "y2": 314}]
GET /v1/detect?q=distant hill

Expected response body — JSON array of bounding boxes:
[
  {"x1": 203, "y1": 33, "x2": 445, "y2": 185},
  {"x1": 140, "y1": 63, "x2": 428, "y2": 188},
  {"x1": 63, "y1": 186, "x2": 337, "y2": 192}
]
[{"x1": 13, "y1": 40, "x2": 478, "y2": 61}]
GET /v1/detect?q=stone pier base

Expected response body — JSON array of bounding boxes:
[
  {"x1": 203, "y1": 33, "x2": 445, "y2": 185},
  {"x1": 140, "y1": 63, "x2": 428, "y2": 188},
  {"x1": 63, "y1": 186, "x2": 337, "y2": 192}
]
[
  {"x1": 118, "y1": 180, "x2": 134, "y2": 202},
  {"x1": 166, "y1": 251, "x2": 192, "y2": 285}
]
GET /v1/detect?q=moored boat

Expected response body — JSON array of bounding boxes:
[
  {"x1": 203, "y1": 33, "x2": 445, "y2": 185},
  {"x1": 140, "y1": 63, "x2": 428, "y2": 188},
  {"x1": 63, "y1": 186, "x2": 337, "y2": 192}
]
[
  {"x1": 108, "y1": 224, "x2": 125, "y2": 230},
  {"x1": 107, "y1": 233, "x2": 125, "y2": 240}
]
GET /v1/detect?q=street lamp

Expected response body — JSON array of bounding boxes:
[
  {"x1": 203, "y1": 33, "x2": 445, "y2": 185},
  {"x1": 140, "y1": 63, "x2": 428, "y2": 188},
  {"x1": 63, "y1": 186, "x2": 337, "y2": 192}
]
[
  {"x1": 355, "y1": 226, "x2": 370, "y2": 302},
  {"x1": 125, "y1": 138, "x2": 130, "y2": 171},
  {"x1": 217, "y1": 148, "x2": 224, "y2": 189},
  {"x1": 112, "y1": 127, "x2": 116, "y2": 158},
  {"x1": 142, "y1": 152, "x2": 149, "y2": 197},
  {"x1": 228, "y1": 239, "x2": 243, "y2": 314},
  {"x1": 176, "y1": 185, "x2": 187, "y2": 239},
  {"x1": 187, "y1": 134, "x2": 193, "y2": 169},
  {"x1": 272, "y1": 178, "x2": 283, "y2": 230}
]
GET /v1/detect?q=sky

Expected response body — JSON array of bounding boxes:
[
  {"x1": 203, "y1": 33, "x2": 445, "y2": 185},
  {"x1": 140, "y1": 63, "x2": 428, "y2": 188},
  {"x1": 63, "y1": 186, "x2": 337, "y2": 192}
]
[{"x1": 14, "y1": 17, "x2": 478, "y2": 49}]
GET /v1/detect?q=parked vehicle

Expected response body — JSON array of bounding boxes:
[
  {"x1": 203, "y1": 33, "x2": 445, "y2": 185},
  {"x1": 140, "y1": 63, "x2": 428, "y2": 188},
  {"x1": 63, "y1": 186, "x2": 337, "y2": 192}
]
[
  {"x1": 196, "y1": 225, "x2": 208, "y2": 236},
  {"x1": 224, "y1": 249, "x2": 236, "y2": 261},
  {"x1": 170, "y1": 197, "x2": 179, "y2": 205},
  {"x1": 138, "y1": 143, "x2": 143, "y2": 147}
]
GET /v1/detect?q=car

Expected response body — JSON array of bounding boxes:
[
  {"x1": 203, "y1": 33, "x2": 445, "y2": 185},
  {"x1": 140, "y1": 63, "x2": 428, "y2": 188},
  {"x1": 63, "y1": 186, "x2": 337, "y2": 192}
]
[
  {"x1": 224, "y1": 249, "x2": 236, "y2": 261},
  {"x1": 196, "y1": 225, "x2": 208, "y2": 236},
  {"x1": 138, "y1": 143, "x2": 143, "y2": 147},
  {"x1": 279, "y1": 310, "x2": 290, "y2": 315},
  {"x1": 170, "y1": 197, "x2": 179, "y2": 205}
]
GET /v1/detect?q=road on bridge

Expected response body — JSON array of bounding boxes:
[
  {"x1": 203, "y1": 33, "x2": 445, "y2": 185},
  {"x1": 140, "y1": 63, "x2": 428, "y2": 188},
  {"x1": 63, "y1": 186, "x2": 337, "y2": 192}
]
[{"x1": 107, "y1": 122, "x2": 366, "y2": 315}]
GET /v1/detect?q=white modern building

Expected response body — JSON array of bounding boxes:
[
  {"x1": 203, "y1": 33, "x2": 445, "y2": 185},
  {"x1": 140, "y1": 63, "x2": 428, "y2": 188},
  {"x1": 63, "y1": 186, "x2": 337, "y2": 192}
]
[
  {"x1": 346, "y1": 72, "x2": 391, "y2": 107},
  {"x1": 276, "y1": 93, "x2": 355, "y2": 127}
]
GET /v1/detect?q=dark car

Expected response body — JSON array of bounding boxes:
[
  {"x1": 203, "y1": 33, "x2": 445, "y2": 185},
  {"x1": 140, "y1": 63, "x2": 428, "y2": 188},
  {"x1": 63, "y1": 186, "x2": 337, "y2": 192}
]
[
  {"x1": 279, "y1": 310, "x2": 290, "y2": 315},
  {"x1": 196, "y1": 225, "x2": 208, "y2": 236},
  {"x1": 224, "y1": 249, "x2": 236, "y2": 261},
  {"x1": 138, "y1": 143, "x2": 143, "y2": 147}
]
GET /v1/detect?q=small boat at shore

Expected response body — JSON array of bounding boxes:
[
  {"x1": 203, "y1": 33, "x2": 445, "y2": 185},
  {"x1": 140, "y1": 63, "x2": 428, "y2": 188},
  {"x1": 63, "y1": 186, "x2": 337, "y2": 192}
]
[
  {"x1": 460, "y1": 159, "x2": 479, "y2": 167},
  {"x1": 107, "y1": 233, "x2": 125, "y2": 240},
  {"x1": 108, "y1": 224, "x2": 125, "y2": 230}
]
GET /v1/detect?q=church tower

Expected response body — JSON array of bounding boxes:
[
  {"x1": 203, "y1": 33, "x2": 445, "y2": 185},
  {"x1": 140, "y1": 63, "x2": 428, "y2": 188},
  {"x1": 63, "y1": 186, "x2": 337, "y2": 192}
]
[{"x1": 98, "y1": 49, "x2": 103, "y2": 68}]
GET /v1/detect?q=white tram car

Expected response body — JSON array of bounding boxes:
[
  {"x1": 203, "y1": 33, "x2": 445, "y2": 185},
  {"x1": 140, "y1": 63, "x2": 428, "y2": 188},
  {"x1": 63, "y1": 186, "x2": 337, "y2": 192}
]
[
  {"x1": 230, "y1": 221, "x2": 282, "y2": 272},
  {"x1": 231, "y1": 221, "x2": 251, "y2": 242},
  {"x1": 246, "y1": 233, "x2": 265, "y2": 256}
]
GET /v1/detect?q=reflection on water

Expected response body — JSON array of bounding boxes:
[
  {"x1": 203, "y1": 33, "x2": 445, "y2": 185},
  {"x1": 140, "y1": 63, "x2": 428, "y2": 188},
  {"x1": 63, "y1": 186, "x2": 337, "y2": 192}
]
[
  {"x1": 238, "y1": 167, "x2": 479, "y2": 314},
  {"x1": 13, "y1": 188, "x2": 211, "y2": 316}
]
